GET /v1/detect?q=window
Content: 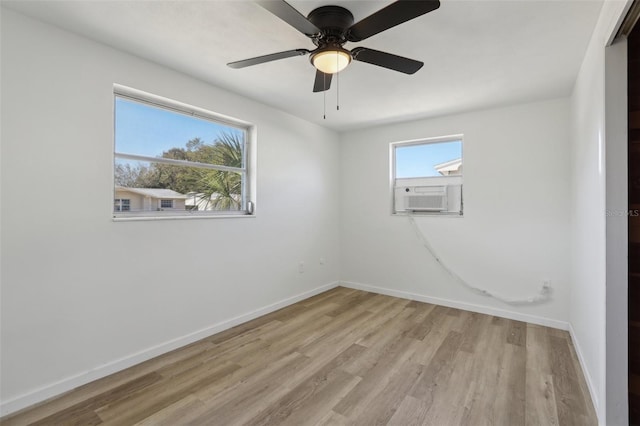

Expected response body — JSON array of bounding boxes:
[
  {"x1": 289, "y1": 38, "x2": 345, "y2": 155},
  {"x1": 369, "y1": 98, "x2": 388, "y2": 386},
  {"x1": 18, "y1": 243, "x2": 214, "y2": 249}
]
[
  {"x1": 113, "y1": 85, "x2": 254, "y2": 219},
  {"x1": 114, "y1": 199, "x2": 130, "y2": 212},
  {"x1": 391, "y1": 135, "x2": 463, "y2": 215}
]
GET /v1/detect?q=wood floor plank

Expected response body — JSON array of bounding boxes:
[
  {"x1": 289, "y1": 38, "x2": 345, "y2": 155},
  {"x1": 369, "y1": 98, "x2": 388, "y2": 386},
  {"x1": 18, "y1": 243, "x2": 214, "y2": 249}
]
[
  {"x1": 407, "y1": 315, "x2": 459, "y2": 368},
  {"x1": 413, "y1": 304, "x2": 453, "y2": 341},
  {"x1": 302, "y1": 287, "x2": 356, "y2": 309},
  {"x1": 459, "y1": 317, "x2": 510, "y2": 426},
  {"x1": 298, "y1": 310, "x2": 374, "y2": 358},
  {"x1": 445, "y1": 307, "x2": 462, "y2": 317},
  {"x1": 0, "y1": 339, "x2": 215, "y2": 426},
  {"x1": 30, "y1": 407, "x2": 103, "y2": 426},
  {"x1": 95, "y1": 361, "x2": 241, "y2": 425},
  {"x1": 1, "y1": 287, "x2": 597, "y2": 426},
  {"x1": 450, "y1": 309, "x2": 473, "y2": 332},
  {"x1": 188, "y1": 351, "x2": 307, "y2": 412},
  {"x1": 417, "y1": 351, "x2": 477, "y2": 426},
  {"x1": 408, "y1": 301, "x2": 437, "y2": 322},
  {"x1": 549, "y1": 334, "x2": 595, "y2": 426},
  {"x1": 459, "y1": 312, "x2": 490, "y2": 353},
  {"x1": 332, "y1": 336, "x2": 419, "y2": 419},
  {"x1": 206, "y1": 315, "x2": 284, "y2": 345},
  {"x1": 196, "y1": 326, "x2": 361, "y2": 415},
  {"x1": 186, "y1": 352, "x2": 311, "y2": 425},
  {"x1": 409, "y1": 330, "x2": 463, "y2": 401},
  {"x1": 341, "y1": 309, "x2": 419, "y2": 378},
  {"x1": 494, "y1": 343, "x2": 527, "y2": 425},
  {"x1": 354, "y1": 300, "x2": 413, "y2": 348},
  {"x1": 387, "y1": 394, "x2": 428, "y2": 426},
  {"x1": 133, "y1": 395, "x2": 207, "y2": 426},
  {"x1": 325, "y1": 291, "x2": 377, "y2": 317},
  {"x1": 525, "y1": 324, "x2": 560, "y2": 426},
  {"x1": 314, "y1": 410, "x2": 351, "y2": 426},
  {"x1": 506, "y1": 319, "x2": 527, "y2": 347},
  {"x1": 396, "y1": 337, "x2": 479, "y2": 425},
  {"x1": 156, "y1": 336, "x2": 266, "y2": 379},
  {"x1": 28, "y1": 372, "x2": 162, "y2": 426},
  {"x1": 236, "y1": 316, "x2": 335, "y2": 368},
  {"x1": 401, "y1": 302, "x2": 438, "y2": 341},
  {"x1": 246, "y1": 345, "x2": 365, "y2": 425},
  {"x1": 347, "y1": 361, "x2": 424, "y2": 426},
  {"x1": 356, "y1": 293, "x2": 400, "y2": 314}
]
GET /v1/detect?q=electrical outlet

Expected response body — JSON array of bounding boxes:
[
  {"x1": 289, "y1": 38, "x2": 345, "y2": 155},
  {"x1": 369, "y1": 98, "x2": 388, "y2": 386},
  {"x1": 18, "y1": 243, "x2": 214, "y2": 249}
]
[
  {"x1": 298, "y1": 262, "x2": 305, "y2": 273},
  {"x1": 542, "y1": 280, "x2": 551, "y2": 289}
]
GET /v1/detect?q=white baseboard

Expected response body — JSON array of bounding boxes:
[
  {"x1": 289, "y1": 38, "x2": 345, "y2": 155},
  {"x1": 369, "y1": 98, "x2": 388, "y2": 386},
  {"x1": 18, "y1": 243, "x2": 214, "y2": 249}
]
[
  {"x1": 340, "y1": 281, "x2": 569, "y2": 330},
  {"x1": 568, "y1": 323, "x2": 603, "y2": 425},
  {"x1": 0, "y1": 281, "x2": 340, "y2": 417}
]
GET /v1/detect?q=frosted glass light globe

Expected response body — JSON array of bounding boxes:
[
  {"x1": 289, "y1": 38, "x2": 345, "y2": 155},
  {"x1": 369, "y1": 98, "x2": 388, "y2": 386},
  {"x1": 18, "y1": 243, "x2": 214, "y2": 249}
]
[{"x1": 312, "y1": 49, "x2": 351, "y2": 74}]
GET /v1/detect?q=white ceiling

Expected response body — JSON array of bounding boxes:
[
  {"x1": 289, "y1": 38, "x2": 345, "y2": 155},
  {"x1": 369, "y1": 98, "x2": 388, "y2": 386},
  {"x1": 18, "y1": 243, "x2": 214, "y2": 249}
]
[{"x1": 3, "y1": 0, "x2": 603, "y2": 131}]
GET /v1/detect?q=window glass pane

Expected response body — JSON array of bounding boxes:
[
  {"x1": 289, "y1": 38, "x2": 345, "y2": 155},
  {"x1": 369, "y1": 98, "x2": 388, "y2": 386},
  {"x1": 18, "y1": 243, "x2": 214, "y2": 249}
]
[
  {"x1": 395, "y1": 141, "x2": 462, "y2": 178},
  {"x1": 113, "y1": 90, "x2": 252, "y2": 219},
  {"x1": 115, "y1": 159, "x2": 243, "y2": 213},
  {"x1": 115, "y1": 97, "x2": 245, "y2": 168}
]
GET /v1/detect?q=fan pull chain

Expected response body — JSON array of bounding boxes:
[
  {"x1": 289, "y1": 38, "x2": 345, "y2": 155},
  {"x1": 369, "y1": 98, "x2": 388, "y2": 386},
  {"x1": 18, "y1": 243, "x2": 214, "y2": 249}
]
[
  {"x1": 323, "y1": 72, "x2": 326, "y2": 120},
  {"x1": 336, "y1": 55, "x2": 340, "y2": 111},
  {"x1": 337, "y1": 72, "x2": 340, "y2": 111}
]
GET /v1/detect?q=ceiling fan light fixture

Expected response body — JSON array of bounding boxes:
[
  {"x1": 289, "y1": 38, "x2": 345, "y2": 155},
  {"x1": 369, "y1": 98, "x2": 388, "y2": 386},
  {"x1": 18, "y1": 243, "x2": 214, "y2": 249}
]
[{"x1": 311, "y1": 48, "x2": 351, "y2": 74}]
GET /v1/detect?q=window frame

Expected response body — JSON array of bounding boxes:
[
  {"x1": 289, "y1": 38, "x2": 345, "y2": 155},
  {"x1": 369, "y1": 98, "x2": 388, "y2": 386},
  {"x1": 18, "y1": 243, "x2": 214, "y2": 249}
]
[
  {"x1": 389, "y1": 134, "x2": 464, "y2": 217},
  {"x1": 160, "y1": 199, "x2": 174, "y2": 209},
  {"x1": 112, "y1": 85, "x2": 256, "y2": 221},
  {"x1": 114, "y1": 198, "x2": 131, "y2": 212}
]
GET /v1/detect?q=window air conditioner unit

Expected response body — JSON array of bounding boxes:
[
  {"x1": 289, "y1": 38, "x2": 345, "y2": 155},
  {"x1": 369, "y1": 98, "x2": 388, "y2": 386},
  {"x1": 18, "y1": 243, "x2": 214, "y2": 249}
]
[{"x1": 405, "y1": 186, "x2": 447, "y2": 212}]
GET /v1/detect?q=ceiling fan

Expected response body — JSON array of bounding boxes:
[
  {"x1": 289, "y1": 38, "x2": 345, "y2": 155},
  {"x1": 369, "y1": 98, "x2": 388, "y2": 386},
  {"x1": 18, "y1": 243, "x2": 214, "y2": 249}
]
[{"x1": 228, "y1": 0, "x2": 441, "y2": 92}]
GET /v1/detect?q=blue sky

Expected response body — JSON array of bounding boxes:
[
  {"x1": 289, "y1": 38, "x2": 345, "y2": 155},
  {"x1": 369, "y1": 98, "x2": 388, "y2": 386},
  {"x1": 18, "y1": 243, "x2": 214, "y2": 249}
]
[
  {"x1": 115, "y1": 97, "x2": 240, "y2": 157},
  {"x1": 396, "y1": 141, "x2": 462, "y2": 178}
]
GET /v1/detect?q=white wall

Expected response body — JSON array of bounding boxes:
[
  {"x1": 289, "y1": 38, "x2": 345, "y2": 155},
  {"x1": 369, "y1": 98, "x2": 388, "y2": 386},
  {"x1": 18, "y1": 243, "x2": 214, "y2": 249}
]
[
  {"x1": 0, "y1": 9, "x2": 340, "y2": 414},
  {"x1": 569, "y1": 1, "x2": 631, "y2": 424},
  {"x1": 340, "y1": 98, "x2": 572, "y2": 327}
]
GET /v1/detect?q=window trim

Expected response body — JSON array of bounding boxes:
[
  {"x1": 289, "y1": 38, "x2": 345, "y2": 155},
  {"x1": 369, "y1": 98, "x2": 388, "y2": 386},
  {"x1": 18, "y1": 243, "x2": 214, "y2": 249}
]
[
  {"x1": 389, "y1": 134, "x2": 464, "y2": 216},
  {"x1": 112, "y1": 84, "x2": 256, "y2": 221}
]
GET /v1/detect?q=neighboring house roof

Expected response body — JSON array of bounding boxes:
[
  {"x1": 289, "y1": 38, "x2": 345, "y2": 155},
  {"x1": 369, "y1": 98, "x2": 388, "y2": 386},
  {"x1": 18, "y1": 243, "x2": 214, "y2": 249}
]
[
  {"x1": 434, "y1": 158, "x2": 462, "y2": 175},
  {"x1": 115, "y1": 186, "x2": 188, "y2": 199}
]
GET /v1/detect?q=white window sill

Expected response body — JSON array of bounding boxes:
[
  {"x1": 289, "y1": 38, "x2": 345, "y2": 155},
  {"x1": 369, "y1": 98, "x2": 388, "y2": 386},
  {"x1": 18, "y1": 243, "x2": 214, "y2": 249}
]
[
  {"x1": 392, "y1": 211, "x2": 463, "y2": 218},
  {"x1": 113, "y1": 214, "x2": 256, "y2": 222}
]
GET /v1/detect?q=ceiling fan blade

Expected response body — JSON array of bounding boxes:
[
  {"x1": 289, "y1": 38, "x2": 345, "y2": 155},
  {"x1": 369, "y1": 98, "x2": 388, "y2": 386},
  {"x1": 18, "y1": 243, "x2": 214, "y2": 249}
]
[
  {"x1": 313, "y1": 70, "x2": 332, "y2": 92},
  {"x1": 347, "y1": 0, "x2": 440, "y2": 42},
  {"x1": 352, "y1": 47, "x2": 423, "y2": 74},
  {"x1": 257, "y1": 0, "x2": 322, "y2": 36},
  {"x1": 227, "y1": 49, "x2": 309, "y2": 69}
]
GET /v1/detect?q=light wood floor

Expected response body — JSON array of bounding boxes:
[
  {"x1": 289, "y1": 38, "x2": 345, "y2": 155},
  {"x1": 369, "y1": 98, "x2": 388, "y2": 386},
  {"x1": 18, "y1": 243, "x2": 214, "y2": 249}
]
[{"x1": 1, "y1": 287, "x2": 596, "y2": 426}]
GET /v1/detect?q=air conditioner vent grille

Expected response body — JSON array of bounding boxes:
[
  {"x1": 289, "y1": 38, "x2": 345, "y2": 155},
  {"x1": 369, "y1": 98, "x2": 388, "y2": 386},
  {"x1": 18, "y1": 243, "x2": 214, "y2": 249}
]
[{"x1": 407, "y1": 194, "x2": 446, "y2": 211}]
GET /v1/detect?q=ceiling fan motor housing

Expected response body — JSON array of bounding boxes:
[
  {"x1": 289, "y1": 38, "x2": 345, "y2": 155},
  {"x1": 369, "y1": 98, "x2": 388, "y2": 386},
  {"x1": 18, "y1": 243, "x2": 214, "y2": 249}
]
[{"x1": 307, "y1": 6, "x2": 355, "y2": 46}]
